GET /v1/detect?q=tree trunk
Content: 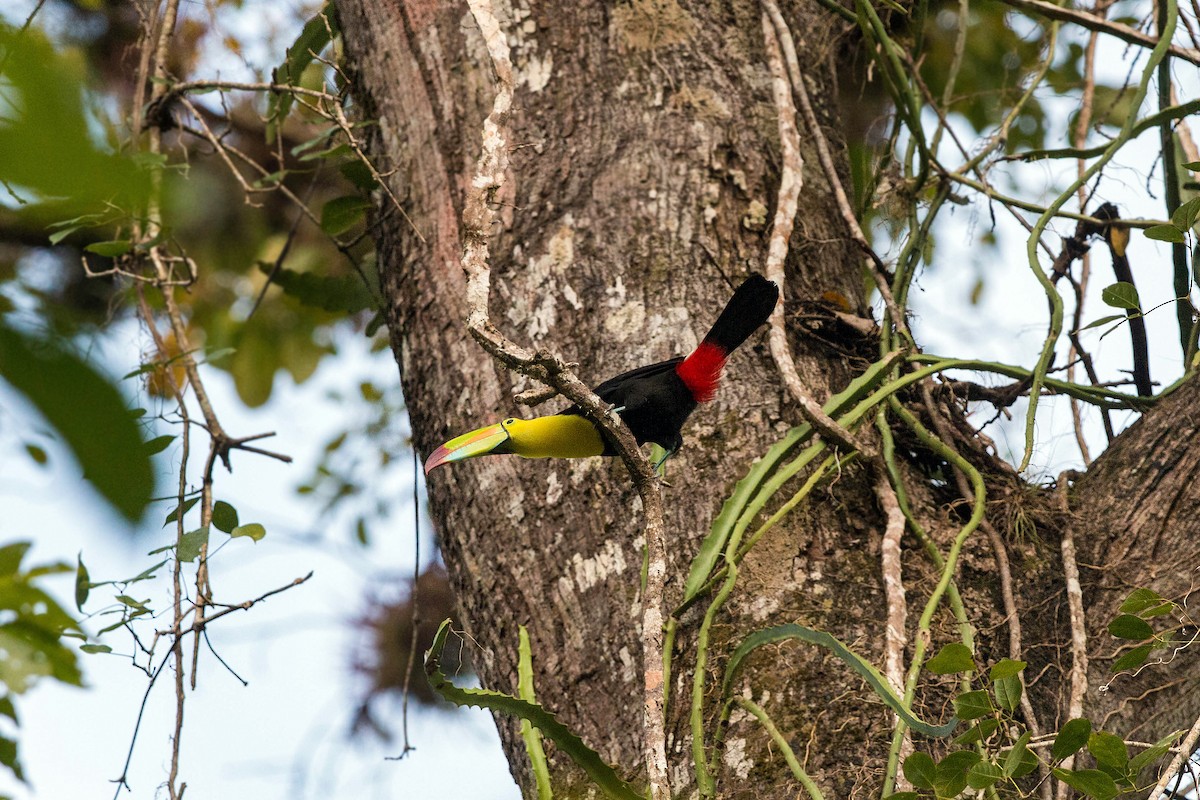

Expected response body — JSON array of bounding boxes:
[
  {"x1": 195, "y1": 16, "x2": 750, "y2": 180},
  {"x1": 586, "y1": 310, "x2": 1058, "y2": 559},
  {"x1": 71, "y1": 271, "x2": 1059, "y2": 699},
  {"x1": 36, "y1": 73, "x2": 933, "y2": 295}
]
[{"x1": 337, "y1": 1, "x2": 1200, "y2": 795}]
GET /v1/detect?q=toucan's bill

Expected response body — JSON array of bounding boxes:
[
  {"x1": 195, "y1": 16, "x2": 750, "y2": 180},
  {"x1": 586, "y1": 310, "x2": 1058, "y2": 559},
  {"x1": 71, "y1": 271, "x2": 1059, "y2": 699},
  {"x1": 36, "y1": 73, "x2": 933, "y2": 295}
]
[
  {"x1": 423, "y1": 415, "x2": 606, "y2": 473},
  {"x1": 423, "y1": 423, "x2": 511, "y2": 473}
]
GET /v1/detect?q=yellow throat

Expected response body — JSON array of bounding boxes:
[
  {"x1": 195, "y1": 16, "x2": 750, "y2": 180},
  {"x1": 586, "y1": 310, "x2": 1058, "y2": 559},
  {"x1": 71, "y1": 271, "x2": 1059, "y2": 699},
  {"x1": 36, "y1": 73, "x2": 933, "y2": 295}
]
[{"x1": 502, "y1": 414, "x2": 606, "y2": 459}]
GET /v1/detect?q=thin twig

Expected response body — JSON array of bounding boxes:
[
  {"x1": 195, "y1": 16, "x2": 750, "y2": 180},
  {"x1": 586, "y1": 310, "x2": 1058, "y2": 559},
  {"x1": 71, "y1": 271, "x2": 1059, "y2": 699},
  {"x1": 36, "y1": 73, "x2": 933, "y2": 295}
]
[
  {"x1": 110, "y1": 650, "x2": 174, "y2": 799},
  {"x1": 1149, "y1": 715, "x2": 1200, "y2": 799},
  {"x1": 159, "y1": 573, "x2": 313, "y2": 638},
  {"x1": 1067, "y1": 20, "x2": 1103, "y2": 466},
  {"x1": 176, "y1": 96, "x2": 264, "y2": 206},
  {"x1": 460, "y1": 1, "x2": 669, "y2": 796},
  {"x1": 995, "y1": 0, "x2": 1200, "y2": 65},
  {"x1": 397, "y1": 448, "x2": 421, "y2": 758}
]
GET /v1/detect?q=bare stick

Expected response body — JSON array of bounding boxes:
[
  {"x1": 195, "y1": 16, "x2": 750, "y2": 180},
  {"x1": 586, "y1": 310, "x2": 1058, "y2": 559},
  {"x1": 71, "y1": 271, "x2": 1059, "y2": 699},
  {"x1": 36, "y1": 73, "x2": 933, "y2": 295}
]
[
  {"x1": 110, "y1": 650, "x2": 174, "y2": 799},
  {"x1": 461, "y1": 1, "x2": 668, "y2": 796},
  {"x1": 875, "y1": 472, "x2": 911, "y2": 784},
  {"x1": 1149, "y1": 714, "x2": 1200, "y2": 799},
  {"x1": 159, "y1": 573, "x2": 313, "y2": 637},
  {"x1": 1055, "y1": 471, "x2": 1089, "y2": 793}
]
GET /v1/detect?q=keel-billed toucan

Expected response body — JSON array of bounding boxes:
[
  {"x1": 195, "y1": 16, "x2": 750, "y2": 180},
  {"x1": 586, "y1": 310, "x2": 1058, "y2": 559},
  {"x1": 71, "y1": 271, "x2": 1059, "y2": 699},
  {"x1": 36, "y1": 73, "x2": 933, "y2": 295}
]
[{"x1": 423, "y1": 274, "x2": 780, "y2": 473}]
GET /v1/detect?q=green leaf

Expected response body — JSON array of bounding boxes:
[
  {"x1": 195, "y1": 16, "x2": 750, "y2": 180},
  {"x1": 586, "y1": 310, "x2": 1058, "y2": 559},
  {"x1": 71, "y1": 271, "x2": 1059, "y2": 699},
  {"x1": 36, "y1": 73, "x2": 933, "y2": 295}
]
[
  {"x1": 517, "y1": 626, "x2": 552, "y2": 800},
  {"x1": 123, "y1": 560, "x2": 167, "y2": 585},
  {"x1": 340, "y1": 158, "x2": 378, "y2": 191},
  {"x1": 1004, "y1": 731, "x2": 1034, "y2": 777},
  {"x1": 1119, "y1": 587, "x2": 1163, "y2": 613},
  {"x1": 426, "y1": 620, "x2": 644, "y2": 800},
  {"x1": 1119, "y1": 588, "x2": 1174, "y2": 618},
  {"x1": 1100, "y1": 282, "x2": 1141, "y2": 310},
  {"x1": 1087, "y1": 732, "x2": 1129, "y2": 769},
  {"x1": 954, "y1": 718, "x2": 1000, "y2": 745},
  {"x1": 1052, "y1": 767, "x2": 1117, "y2": 800},
  {"x1": 1143, "y1": 224, "x2": 1186, "y2": 243},
  {"x1": 953, "y1": 690, "x2": 993, "y2": 720},
  {"x1": 723, "y1": 624, "x2": 959, "y2": 738},
  {"x1": 1079, "y1": 314, "x2": 1125, "y2": 332},
  {"x1": 211, "y1": 501, "x2": 239, "y2": 534},
  {"x1": 1052, "y1": 718, "x2": 1093, "y2": 761},
  {"x1": 1111, "y1": 643, "x2": 1153, "y2": 673},
  {"x1": 80, "y1": 644, "x2": 111, "y2": 654},
  {"x1": 299, "y1": 142, "x2": 354, "y2": 163},
  {"x1": 989, "y1": 658, "x2": 1026, "y2": 680},
  {"x1": 177, "y1": 526, "x2": 209, "y2": 562},
  {"x1": 256, "y1": 262, "x2": 376, "y2": 315},
  {"x1": 883, "y1": 794, "x2": 919, "y2": 800},
  {"x1": 0, "y1": 732, "x2": 24, "y2": 783},
  {"x1": 143, "y1": 435, "x2": 174, "y2": 456},
  {"x1": 0, "y1": 544, "x2": 30, "y2": 577},
  {"x1": 993, "y1": 674, "x2": 1022, "y2": 711},
  {"x1": 1004, "y1": 744, "x2": 1040, "y2": 778},
  {"x1": 902, "y1": 752, "x2": 936, "y2": 790},
  {"x1": 935, "y1": 750, "x2": 981, "y2": 797},
  {"x1": 1184, "y1": 160, "x2": 1200, "y2": 170},
  {"x1": 0, "y1": 696, "x2": 16, "y2": 724},
  {"x1": 164, "y1": 497, "x2": 200, "y2": 527},
  {"x1": 1129, "y1": 730, "x2": 1182, "y2": 773},
  {"x1": 0, "y1": 28, "x2": 150, "y2": 214},
  {"x1": 48, "y1": 225, "x2": 82, "y2": 246},
  {"x1": 320, "y1": 195, "x2": 373, "y2": 237},
  {"x1": 1171, "y1": 196, "x2": 1200, "y2": 230},
  {"x1": 83, "y1": 240, "x2": 132, "y2": 258},
  {"x1": 230, "y1": 523, "x2": 266, "y2": 542},
  {"x1": 967, "y1": 760, "x2": 1004, "y2": 790},
  {"x1": 927, "y1": 642, "x2": 976, "y2": 674},
  {"x1": 1108, "y1": 613, "x2": 1154, "y2": 640},
  {"x1": 74, "y1": 554, "x2": 89, "y2": 611},
  {"x1": 0, "y1": 325, "x2": 154, "y2": 521},
  {"x1": 115, "y1": 595, "x2": 148, "y2": 611},
  {"x1": 267, "y1": 1, "x2": 339, "y2": 139}
]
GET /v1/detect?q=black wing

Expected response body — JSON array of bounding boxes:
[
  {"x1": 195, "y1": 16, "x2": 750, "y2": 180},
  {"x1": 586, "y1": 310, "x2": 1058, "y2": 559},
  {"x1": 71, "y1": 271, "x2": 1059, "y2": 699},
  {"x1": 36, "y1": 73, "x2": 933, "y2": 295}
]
[{"x1": 591, "y1": 357, "x2": 684, "y2": 403}]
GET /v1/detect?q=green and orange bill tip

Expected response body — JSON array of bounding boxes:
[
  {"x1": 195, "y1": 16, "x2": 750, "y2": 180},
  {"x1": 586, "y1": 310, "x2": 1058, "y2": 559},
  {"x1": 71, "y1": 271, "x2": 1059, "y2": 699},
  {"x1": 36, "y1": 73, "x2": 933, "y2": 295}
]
[{"x1": 423, "y1": 422, "x2": 510, "y2": 474}]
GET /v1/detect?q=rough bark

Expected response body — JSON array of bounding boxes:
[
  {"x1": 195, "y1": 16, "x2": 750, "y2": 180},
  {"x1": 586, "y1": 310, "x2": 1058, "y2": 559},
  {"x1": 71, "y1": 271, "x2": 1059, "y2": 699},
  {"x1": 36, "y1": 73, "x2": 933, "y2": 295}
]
[{"x1": 337, "y1": 0, "x2": 1200, "y2": 795}]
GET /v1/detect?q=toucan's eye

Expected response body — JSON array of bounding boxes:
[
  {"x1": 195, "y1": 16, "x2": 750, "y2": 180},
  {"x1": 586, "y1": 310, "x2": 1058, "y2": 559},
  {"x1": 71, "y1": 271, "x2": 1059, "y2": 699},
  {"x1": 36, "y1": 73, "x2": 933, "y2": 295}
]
[{"x1": 505, "y1": 418, "x2": 516, "y2": 425}]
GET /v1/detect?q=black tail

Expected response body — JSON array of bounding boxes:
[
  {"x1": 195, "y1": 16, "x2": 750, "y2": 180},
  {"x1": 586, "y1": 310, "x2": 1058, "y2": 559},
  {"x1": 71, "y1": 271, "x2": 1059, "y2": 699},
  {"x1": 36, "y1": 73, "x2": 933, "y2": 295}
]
[{"x1": 702, "y1": 274, "x2": 780, "y2": 353}]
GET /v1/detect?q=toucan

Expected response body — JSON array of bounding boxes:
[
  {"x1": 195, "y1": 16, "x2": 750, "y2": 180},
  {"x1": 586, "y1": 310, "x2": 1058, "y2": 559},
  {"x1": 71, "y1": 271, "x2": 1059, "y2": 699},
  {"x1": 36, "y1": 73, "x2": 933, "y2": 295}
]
[{"x1": 423, "y1": 274, "x2": 780, "y2": 474}]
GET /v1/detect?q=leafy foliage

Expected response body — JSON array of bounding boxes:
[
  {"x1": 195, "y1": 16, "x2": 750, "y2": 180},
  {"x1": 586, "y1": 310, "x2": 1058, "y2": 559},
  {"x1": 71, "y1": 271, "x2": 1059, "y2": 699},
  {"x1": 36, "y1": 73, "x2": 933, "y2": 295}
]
[
  {"x1": 0, "y1": 324, "x2": 153, "y2": 521},
  {"x1": 0, "y1": 542, "x2": 85, "y2": 784},
  {"x1": 425, "y1": 620, "x2": 645, "y2": 800}
]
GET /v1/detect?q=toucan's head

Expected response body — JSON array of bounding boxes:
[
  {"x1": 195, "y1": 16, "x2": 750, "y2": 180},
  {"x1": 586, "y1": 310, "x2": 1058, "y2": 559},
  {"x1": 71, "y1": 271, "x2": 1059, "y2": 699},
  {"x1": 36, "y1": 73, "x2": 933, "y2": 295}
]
[{"x1": 423, "y1": 418, "x2": 518, "y2": 473}]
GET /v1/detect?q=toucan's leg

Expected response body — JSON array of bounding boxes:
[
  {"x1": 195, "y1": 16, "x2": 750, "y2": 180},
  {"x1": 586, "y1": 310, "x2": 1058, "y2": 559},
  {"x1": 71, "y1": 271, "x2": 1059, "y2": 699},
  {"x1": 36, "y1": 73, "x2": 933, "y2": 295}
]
[{"x1": 652, "y1": 446, "x2": 674, "y2": 473}]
